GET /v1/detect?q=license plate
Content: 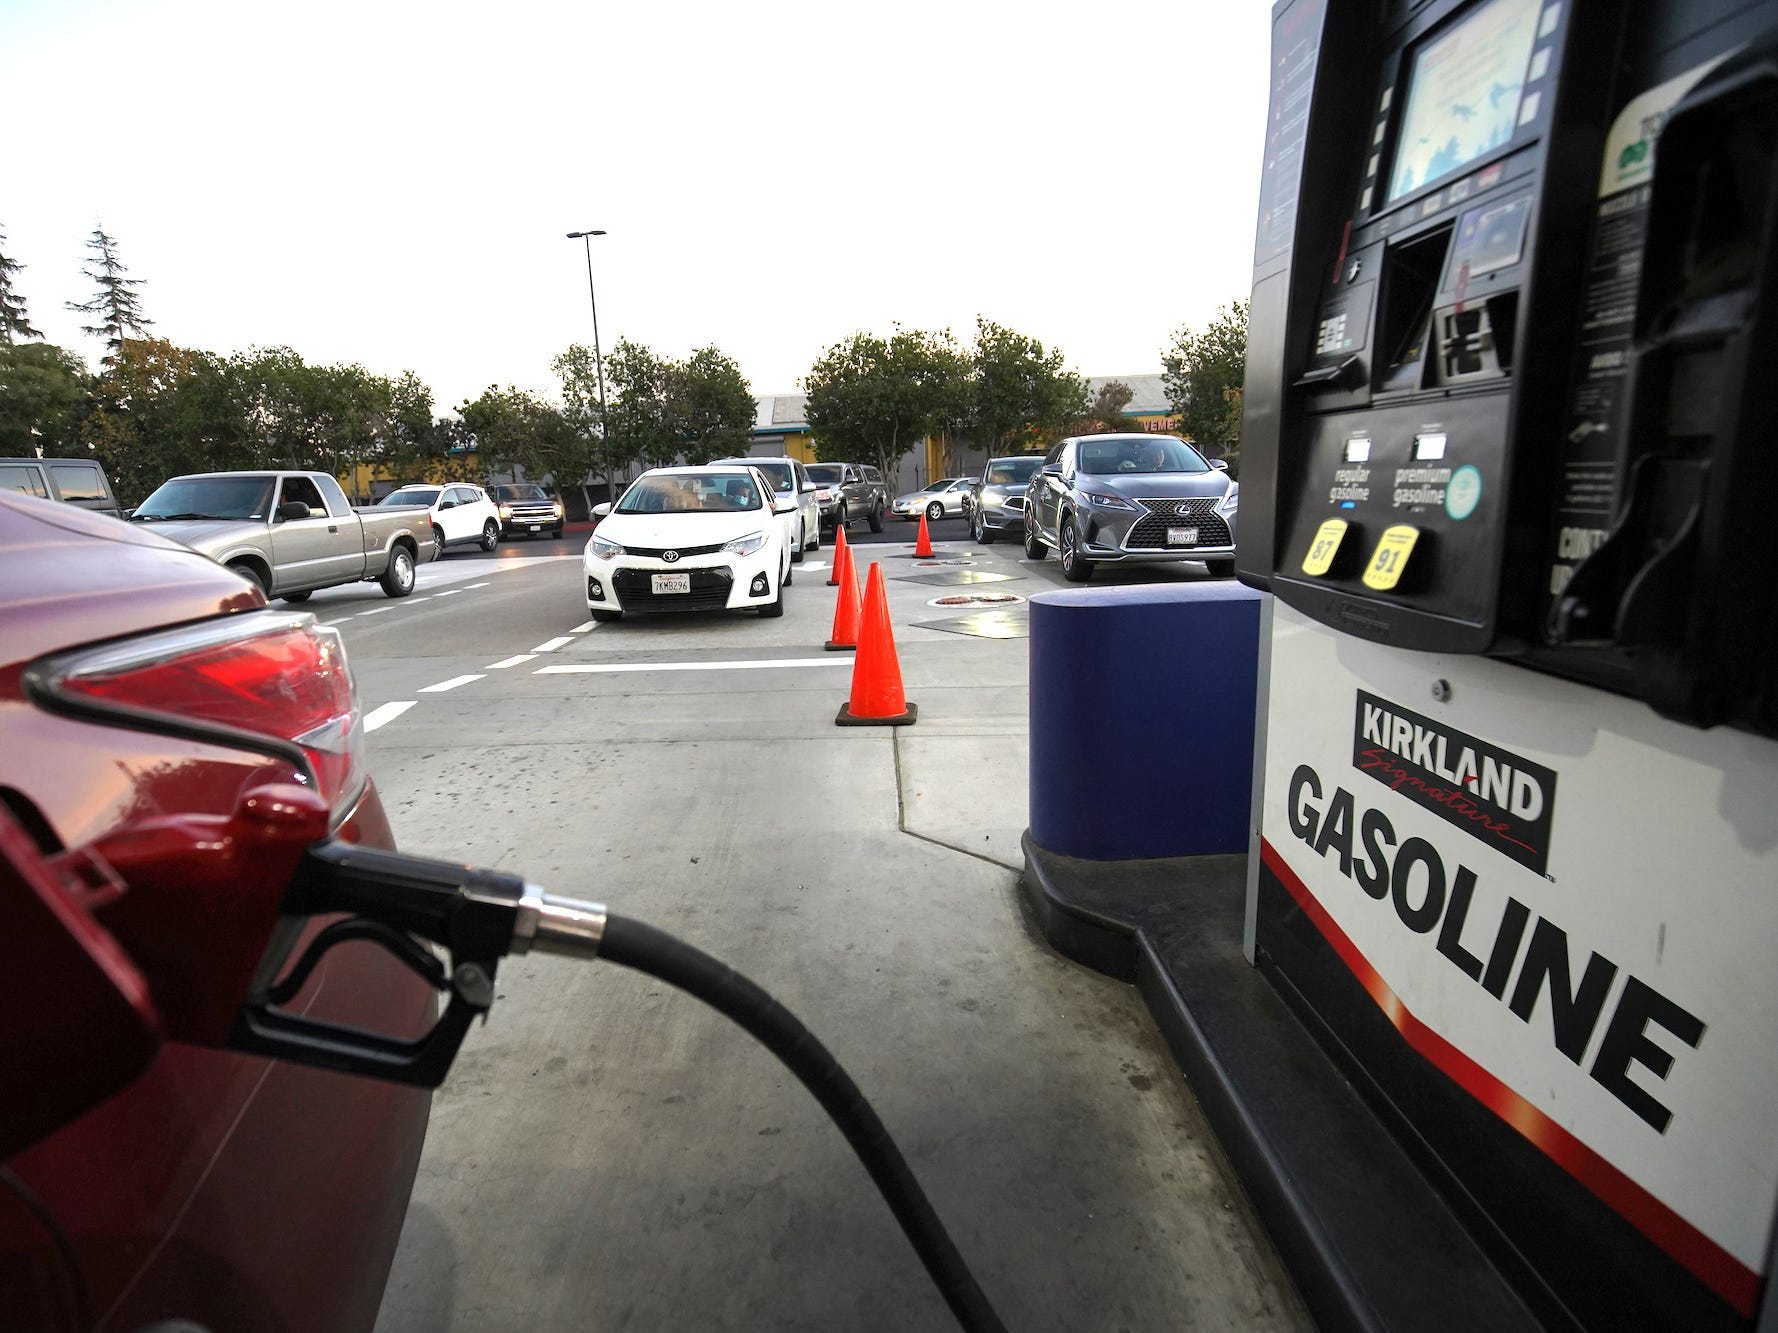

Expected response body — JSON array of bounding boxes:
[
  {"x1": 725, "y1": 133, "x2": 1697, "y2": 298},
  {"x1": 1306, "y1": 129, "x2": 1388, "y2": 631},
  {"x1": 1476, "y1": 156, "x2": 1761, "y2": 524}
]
[
  {"x1": 528, "y1": 524, "x2": 540, "y2": 532},
  {"x1": 1167, "y1": 527, "x2": 1200, "y2": 546},
  {"x1": 652, "y1": 572, "x2": 691, "y2": 595}
]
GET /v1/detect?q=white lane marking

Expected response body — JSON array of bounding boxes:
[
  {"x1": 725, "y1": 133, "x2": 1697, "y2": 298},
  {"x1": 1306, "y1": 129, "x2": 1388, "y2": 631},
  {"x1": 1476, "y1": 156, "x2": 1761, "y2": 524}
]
[
  {"x1": 364, "y1": 701, "x2": 416, "y2": 731},
  {"x1": 803, "y1": 561, "x2": 828, "y2": 571},
  {"x1": 487, "y1": 655, "x2": 537, "y2": 669},
  {"x1": 420, "y1": 674, "x2": 486, "y2": 693},
  {"x1": 569, "y1": 621, "x2": 596, "y2": 633},
  {"x1": 536, "y1": 658, "x2": 851, "y2": 676},
  {"x1": 466, "y1": 582, "x2": 491, "y2": 589},
  {"x1": 531, "y1": 636, "x2": 575, "y2": 652},
  {"x1": 408, "y1": 597, "x2": 432, "y2": 603},
  {"x1": 437, "y1": 588, "x2": 463, "y2": 597},
  {"x1": 359, "y1": 606, "x2": 392, "y2": 615}
]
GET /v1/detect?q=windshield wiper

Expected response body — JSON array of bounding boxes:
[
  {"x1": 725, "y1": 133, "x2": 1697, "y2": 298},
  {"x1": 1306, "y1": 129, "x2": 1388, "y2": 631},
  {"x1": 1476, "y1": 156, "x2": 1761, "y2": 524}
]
[{"x1": 136, "y1": 511, "x2": 240, "y2": 521}]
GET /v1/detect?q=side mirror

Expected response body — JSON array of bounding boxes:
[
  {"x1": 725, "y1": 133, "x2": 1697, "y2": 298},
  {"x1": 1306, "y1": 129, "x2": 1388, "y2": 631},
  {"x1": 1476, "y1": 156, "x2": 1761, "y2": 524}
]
[
  {"x1": 773, "y1": 499, "x2": 797, "y2": 514},
  {"x1": 1041, "y1": 463, "x2": 1062, "y2": 477},
  {"x1": 277, "y1": 500, "x2": 312, "y2": 522},
  {"x1": 591, "y1": 502, "x2": 612, "y2": 519},
  {"x1": 438, "y1": 499, "x2": 457, "y2": 510},
  {"x1": 1209, "y1": 459, "x2": 1230, "y2": 472},
  {"x1": 801, "y1": 481, "x2": 817, "y2": 494}
]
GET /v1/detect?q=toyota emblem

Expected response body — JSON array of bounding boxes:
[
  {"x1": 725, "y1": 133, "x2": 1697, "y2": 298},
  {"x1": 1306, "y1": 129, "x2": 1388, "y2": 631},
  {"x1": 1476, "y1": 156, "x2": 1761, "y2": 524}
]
[{"x1": 663, "y1": 549, "x2": 680, "y2": 563}]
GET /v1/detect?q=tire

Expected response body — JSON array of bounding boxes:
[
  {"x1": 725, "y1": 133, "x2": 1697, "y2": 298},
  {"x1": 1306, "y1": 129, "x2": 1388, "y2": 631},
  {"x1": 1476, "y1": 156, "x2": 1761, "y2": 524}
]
[
  {"x1": 758, "y1": 575, "x2": 785, "y2": 618},
  {"x1": 784, "y1": 555, "x2": 794, "y2": 587},
  {"x1": 1060, "y1": 517, "x2": 1093, "y2": 583},
  {"x1": 1203, "y1": 558, "x2": 1236, "y2": 578},
  {"x1": 280, "y1": 590, "x2": 312, "y2": 604},
  {"x1": 480, "y1": 520, "x2": 499, "y2": 552},
  {"x1": 926, "y1": 500, "x2": 944, "y2": 522},
  {"x1": 836, "y1": 504, "x2": 848, "y2": 531},
  {"x1": 380, "y1": 544, "x2": 417, "y2": 597},
  {"x1": 973, "y1": 508, "x2": 995, "y2": 545},
  {"x1": 588, "y1": 607, "x2": 622, "y2": 623},
  {"x1": 868, "y1": 502, "x2": 885, "y2": 533},
  {"x1": 553, "y1": 526, "x2": 565, "y2": 540},
  {"x1": 1023, "y1": 519, "x2": 1047, "y2": 559},
  {"x1": 432, "y1": 526, "x2": 447, "y2": 559},
  {"x1": 808, "y1": 526, "x2": 819, "y2": 552},
  {"x1": 228, "y1": 561, "x2": 268, "y2": 597}
]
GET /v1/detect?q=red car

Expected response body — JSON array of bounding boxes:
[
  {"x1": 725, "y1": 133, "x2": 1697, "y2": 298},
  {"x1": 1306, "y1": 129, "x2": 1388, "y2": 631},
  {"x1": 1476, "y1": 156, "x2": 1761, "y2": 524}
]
[{"x1": 0, "y1": 491, "x2": 432, "y2": 1331}]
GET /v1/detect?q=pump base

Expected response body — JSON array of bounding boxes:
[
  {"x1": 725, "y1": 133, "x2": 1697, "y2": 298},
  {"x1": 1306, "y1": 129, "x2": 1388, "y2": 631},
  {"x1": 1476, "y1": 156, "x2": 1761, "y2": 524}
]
[{"x1": 1021, "y1": 832, "x2": 1539, "y2": 1333}]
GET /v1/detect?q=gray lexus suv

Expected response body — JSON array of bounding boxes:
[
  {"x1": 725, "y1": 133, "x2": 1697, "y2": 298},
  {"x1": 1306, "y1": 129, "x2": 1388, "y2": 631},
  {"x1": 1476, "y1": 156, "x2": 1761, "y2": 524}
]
[{"x1": 1023, "y1": 434, "x2": 1237, "y2": 582}]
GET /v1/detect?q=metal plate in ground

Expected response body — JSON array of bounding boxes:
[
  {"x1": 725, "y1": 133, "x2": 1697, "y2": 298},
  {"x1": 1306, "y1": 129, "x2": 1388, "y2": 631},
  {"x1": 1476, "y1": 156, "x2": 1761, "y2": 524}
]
[
  {"x1": 925, "y1": 592, "x2": 1025, "y2": 608},
  {"x1": 894, "y1": 570, "x2": 1016, "y2": 587},
  {"x1": 909, "y1": 608, "x2": 1030, "y2": 640}
]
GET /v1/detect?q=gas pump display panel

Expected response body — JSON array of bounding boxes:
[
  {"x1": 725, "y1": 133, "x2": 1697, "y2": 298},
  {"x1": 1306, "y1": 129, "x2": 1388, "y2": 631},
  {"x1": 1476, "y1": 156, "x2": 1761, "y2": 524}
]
[{"x1": 1257, "y1": 606, "x2": 1778, "y2": 1328}]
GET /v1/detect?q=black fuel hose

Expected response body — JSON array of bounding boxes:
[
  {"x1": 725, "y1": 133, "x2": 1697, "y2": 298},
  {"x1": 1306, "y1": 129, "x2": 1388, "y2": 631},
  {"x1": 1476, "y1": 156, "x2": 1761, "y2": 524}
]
[{"x1": 597, "y1": 913, "x2": 1007, "y2": 1333}]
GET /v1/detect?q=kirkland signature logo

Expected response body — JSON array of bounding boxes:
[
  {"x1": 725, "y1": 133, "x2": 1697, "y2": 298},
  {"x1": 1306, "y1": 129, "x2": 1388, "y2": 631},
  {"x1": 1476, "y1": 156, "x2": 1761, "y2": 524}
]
[{"x1": 1352, "y1": 691, "x2": 1557, "y2": 875}]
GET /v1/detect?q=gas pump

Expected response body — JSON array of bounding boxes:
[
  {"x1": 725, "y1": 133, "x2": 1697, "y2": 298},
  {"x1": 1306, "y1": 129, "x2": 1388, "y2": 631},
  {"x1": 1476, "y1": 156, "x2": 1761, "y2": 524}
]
[{"x1": 1241, "y1": 0, "x2": 1778, "y2": 1328}]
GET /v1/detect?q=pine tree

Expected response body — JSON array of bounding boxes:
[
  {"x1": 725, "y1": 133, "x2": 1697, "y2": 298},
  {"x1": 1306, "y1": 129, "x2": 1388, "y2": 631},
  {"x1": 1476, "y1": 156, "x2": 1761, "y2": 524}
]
[
  {"x1": 0, "y1": 227, "x2": 43, "y2": 345},
  {"x1": 66, "y1": 226, "x2": 151, "y2": 361}
]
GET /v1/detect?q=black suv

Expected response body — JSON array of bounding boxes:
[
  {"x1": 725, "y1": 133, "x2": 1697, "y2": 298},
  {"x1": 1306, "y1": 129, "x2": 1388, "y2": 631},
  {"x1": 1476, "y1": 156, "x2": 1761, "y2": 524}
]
[
  {"x1": 489, "y1": 483, "x2": 564, "y2": 539},
  {"x1": 803, "y1": 462, "x2": 887, "y2": 533}
]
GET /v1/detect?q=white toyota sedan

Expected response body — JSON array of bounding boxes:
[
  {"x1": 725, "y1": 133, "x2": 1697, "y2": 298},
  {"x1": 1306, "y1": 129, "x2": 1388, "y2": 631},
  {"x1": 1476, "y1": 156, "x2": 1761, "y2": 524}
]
[{"x1": 583, "y1": 466, "x2": 795, "y2": 622}]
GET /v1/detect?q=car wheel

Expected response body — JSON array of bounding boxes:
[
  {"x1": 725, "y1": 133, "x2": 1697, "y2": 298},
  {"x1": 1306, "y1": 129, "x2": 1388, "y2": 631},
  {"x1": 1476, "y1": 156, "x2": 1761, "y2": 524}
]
[
  {"x1": 784, "y1": 555, "x2": 794, "y2": 587},
  {"x1": 432, "y1": 525, "x2": 447, "y2": 559},
  {"x1": 1204, "y1": 558, "x2": 1236, "y2": 578},
  {"x1": 836, "y1": 504, "x2": 848, "y2": 531},
  {"x1": 758, "y1": 575, "x2": 785, "y2": 618},
  {"x1": 808, "y1": 526, "x2": 819, "y2": 552},
  {"x1": 1060, "y1": 517, "x2": 1093, "y2": 583},
  {"x1": 588, "y1": 607, "x2": 622, "y2": 623},
  {"x1": 280, "y1": 590, "x2": 312, "y2": 604},
  {"x1": 553, "y1": 526, "x2": 564, "y2": 539},
  {"x1": 480, "y1": 520, "x2": 499, "y2": 552},
  {"x1": 926, "y1": 500, "x2": 944, "y2": 522},
  {"x1": 380, "y1": 544, "x2": 417, "y2": 597},
  {"x1": 227, "y1": 561, "x2": 268, "y2": 596},
  {"x1": 868, "y1": 502, "x2": 885, "y2": 533},
  {"x1": 973, "y1": 508, "x2": 995, "y2": 545},
  {"x1": 1023, "y1": 519, "x2": 1047, "y2": 560}
]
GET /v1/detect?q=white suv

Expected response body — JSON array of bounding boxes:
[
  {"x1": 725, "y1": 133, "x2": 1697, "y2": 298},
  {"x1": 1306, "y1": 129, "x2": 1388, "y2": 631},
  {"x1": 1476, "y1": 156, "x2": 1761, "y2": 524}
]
[
  {"x1": 377, "y1": 483, "x2": 502, "y2": 556},
  {"x1": 714, "y1": 456, "x2": 819, "y2": 561}
]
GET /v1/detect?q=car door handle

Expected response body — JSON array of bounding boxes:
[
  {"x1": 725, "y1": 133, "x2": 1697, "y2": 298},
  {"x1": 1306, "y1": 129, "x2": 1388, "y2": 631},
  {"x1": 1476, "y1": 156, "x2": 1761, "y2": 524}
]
[{"x1": 329, "y1": 525, "x2": 339, "y2": 533}]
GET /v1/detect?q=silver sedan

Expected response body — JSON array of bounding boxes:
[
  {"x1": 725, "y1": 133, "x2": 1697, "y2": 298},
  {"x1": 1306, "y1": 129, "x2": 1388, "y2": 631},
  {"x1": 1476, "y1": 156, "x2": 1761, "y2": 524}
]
[{"x1": 891, "y1": 477, "x2": 975, "y2": 521}]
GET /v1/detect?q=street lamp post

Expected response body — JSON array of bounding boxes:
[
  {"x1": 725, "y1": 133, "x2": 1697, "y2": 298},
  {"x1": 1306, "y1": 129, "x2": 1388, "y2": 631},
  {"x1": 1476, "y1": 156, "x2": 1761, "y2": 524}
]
[{"x1": 566, "y1": 230, "x2": 613, "y2": 507}]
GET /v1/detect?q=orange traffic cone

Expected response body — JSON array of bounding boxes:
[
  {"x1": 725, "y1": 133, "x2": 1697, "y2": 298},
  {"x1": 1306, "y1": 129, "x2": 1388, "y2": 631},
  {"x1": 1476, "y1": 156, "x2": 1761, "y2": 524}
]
[
  {"x1": 836, "y1": 561, "x2": 917, "y2": 726},
  {"x1": 825, "y1": 541, "x2": 861, "y2": 651},
  {"x1": 913, "y1": 511, "x2": 934, "y2": 557},
  {"x1": 827, "y1": 524, "x2": 850, "y2": 586}
]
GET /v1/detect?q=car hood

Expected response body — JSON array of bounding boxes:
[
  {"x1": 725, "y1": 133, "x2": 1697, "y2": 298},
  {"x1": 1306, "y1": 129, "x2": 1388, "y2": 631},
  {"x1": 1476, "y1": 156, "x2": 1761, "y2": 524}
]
[
  {"x1": 980, "y1": 481, "x2": 1032, "y2": 497},
  {"x1": 895, "y1": 490, "x2": 942, "y2": 504},
  {"x1": 1078, "y1": 471, "x2": 1231, "y2": 502},
  {"x1": 129, "y1": 517, "x2": 263, "y2": 551},
  {"x1": 596, "y1": 510, "x2": 774, "y2": 549}
]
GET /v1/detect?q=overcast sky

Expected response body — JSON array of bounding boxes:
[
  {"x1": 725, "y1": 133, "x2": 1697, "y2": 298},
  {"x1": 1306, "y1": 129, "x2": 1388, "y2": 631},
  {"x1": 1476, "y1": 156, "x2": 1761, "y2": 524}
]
[{"x1": 2, "y1": 0, "x2": 1271, "y2": 413}]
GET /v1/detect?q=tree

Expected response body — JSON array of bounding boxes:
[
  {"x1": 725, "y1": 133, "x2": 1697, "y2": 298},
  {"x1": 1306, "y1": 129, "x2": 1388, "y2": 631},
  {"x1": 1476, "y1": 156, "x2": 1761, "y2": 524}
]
[
  {"x1": 552, "y1": 343, "x2": 605, "y2": 501},
  {"x1": 458, "y1": 386, "x2": 582, "y2": 488},
  {"x1": 79, "y1": 338, "x2": 212, "y2": 503},
  {"x1": 0, "y1": 342, "x2": 91, "y2": 454},
  {"x1": 802, "y1": 327, "x2": 970, "y2": 481},
  {"x1": 603, "y1": 338, "x2": 676, "y2": 472},
  {"x1": 67, "y1": 227, "x2": 152, "y2": 363},
  {"x1": 1162, "y1": 300, "x2": 1248, "y2": 463},
  {"x1": 1073, "y1": 380, "x2": 1142, "y2": 436},
  {"x1": 0, "y1": 227, "x2": 43, "y2": 344},
  {"x1": 666, "y1": 346, "x2": 754, "y2": 465},
  {"x1": 969, "y1": 318, "x2": 1088, "y2": 455}
]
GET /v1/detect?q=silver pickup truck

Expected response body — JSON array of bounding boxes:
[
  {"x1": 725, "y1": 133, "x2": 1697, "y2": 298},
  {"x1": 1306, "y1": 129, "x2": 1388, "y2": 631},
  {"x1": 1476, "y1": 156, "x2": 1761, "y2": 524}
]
[{"x1": 129, "y1": 470, "x2": 436, "y2": 601}]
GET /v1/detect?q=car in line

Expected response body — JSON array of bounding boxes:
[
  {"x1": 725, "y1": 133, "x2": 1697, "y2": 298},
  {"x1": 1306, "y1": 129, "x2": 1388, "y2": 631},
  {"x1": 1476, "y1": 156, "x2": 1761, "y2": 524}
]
[
  {"x1": 584, "y1": 465, "x2": 795, "y2": 621},
  {"x1": 131, "y1": 469, "x2": 434, "y2": 601},
  {"x1": 803, "y1": 462, "x2": 887, "y2": 533},
  {"x1": 891, "y1": 477, "x2": 976, "y2": 522},
  {"x1": 713, "y1": 455, "x2": 820, "y2": 561},
  {"x1": 378, "y1": 482, "x2": 502, "y2": 555},
  {"x1": 489, "y1": 482, "x2": 565, "y2": 539},
  {"x1": 1023, "y1": 433, "x2": 1238, "y2": 582},
  {"x1": 969, "y1": 455, "x2": 1045, "y2": 544},
  {"x1": 0, "y1": 455, "x2": 124, "y2": 519},
  {"x1": 0, "y1": 489, "x2": 433, "y2": 1332}
]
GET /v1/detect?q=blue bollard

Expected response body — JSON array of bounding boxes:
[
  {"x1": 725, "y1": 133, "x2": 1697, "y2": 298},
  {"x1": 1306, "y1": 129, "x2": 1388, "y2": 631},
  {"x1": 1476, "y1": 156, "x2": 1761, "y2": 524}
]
[{"x1": 1028, "y1": 582, "x2": 1262, "y2": 860}]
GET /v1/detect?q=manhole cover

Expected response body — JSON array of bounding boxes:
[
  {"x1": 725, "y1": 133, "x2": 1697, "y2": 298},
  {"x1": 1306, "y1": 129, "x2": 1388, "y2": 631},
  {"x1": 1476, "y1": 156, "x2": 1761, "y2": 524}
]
[
  {"x1": 912, "y1": 558, "x2": 974, "y2": 567},
  {"x1": 895, "y1": 570, "x2": 1017, "y2": 587},
  {"x1": 927, "y1": 592, "x2": 1026, "y2": 608}
]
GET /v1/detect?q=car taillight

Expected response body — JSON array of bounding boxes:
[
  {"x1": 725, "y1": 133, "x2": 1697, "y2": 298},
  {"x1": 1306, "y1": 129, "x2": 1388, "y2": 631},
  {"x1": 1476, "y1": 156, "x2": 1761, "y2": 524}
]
[{"x1": 37, "y1": 612, "x2": 365, "y2": 810}]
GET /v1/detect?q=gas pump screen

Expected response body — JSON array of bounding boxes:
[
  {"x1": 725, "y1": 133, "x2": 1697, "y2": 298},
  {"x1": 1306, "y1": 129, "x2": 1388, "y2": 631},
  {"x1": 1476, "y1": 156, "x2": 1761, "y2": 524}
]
[{"x1": 1386, "y1": 0, "x2": 1541, "y2": 204}]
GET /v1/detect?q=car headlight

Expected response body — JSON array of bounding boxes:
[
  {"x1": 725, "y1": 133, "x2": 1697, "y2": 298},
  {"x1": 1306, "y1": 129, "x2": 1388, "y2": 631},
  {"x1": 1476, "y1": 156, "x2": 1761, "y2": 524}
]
[
  {"x1": 498, "y1": 504, "x2": 513, "y2": 519},
  {"x1": 723, "y1": 530, "x2": 769, "y2": 556},
  {"x1": 1217, "y1": 485, "x2": 1239, "y2": 515},
  {"x1": 589, "y1": 535, "x2": 623, "y2": 559},
  {"x1": 551, "y1": 502, "x2": 564, "y2": 517},
  {"x1": 1082, "y1": 490, "x2": 1136, "y2": 511}
]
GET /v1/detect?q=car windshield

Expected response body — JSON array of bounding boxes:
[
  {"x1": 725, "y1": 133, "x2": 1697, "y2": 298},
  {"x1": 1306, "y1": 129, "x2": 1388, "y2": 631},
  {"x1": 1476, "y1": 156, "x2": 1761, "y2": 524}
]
[
  {"x1": 744, "y1": 461, "x2": 794, "y2": 492},
  {"x1": 1076, "y1": 438, "x2": 1210, "y2": 476},
  {"x1": 985, "y1": 458, "x2": 1041, "y2": 486},
  {"x1": 805, "y1": 465, "x2": 844, "y2": 485},
  {"x1": 492, "y1": 484, "x2": 550, "y2": 502},
  {"x1": 616, "y1": 474, "x2": 762, "y2": 514},
  {"x1": 381, "y1": 487, "x2": 441, "y2": 506},
  {"x1": 134, "y1": 476, "x2": 274, "y2": 521}
]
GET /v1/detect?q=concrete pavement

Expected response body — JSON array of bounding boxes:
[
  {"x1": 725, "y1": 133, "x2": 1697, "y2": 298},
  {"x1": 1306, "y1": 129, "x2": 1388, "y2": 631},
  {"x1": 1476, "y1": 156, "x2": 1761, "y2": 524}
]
[{"x1": 348, "y1": 533, "x2": 1311, "y2": 1331}]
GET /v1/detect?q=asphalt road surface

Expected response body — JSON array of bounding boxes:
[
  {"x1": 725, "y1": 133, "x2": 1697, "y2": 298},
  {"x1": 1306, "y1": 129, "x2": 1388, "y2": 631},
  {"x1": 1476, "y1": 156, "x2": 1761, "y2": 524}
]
[{"x1": 329, "y1": 528, "x2": 1309, "y2": 1332}]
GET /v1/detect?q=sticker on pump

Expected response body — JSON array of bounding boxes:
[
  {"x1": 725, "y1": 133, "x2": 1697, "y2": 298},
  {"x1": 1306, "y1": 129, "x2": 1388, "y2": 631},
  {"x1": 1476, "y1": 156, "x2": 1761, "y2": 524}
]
[
  {"x1": 1302, "y1": 519, "x2": 1349, "y2": 576},
  {"x1": 1362, "y1": 524, "x2": 1420, "y2": 590}
]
